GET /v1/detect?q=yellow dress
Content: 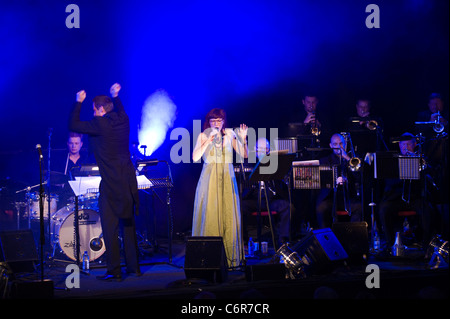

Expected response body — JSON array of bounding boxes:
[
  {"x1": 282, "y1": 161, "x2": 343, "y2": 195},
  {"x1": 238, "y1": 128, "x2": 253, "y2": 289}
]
[{"x1": 191, "y1": 129, "x2": 243, "y2": 268}]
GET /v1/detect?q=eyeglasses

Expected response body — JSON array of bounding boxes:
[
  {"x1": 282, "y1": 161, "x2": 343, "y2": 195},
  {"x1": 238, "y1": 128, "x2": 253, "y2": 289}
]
[{"x1": 209, "y1": 119, "x2": 223, "y2": 125}]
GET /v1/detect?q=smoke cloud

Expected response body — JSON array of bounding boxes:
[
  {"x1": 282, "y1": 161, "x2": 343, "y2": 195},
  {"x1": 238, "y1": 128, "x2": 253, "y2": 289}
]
[{"x1": 138, "y1": 89, "x2": 177, "y2": 156}]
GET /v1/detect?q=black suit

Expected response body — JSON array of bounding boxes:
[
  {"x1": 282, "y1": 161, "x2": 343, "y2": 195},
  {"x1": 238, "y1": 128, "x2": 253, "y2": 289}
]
[{"x1": 69, "y1": 96, "x2": 140, "y2": 276}]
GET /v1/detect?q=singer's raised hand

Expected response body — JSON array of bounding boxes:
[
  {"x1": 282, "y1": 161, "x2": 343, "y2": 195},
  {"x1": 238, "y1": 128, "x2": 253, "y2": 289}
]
[{"x1": 237, "y1": 124, "x2": 248, "y2": 141}]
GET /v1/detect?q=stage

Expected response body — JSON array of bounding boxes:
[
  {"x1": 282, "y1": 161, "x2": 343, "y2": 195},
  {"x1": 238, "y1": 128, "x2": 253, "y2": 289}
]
[{"x1": 3, "y1": 237, "x2": 448, "y2": 301}]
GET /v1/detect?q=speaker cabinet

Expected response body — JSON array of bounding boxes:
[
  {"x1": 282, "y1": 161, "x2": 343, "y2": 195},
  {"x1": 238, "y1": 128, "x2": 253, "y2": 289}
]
[
  {"x1": 293, "y1": 228, "x2": 348, "y2": 275},
  {"x1": 0, "y1": 229, "x2": 38, "y2": 273},
  {"x1": 10, "y1": 279, "x2": 54, "y2": 299},
  {"x1": 184, "y1": 236, "x2": 228, "y2": 283},
  {"x1": 332, "y1": 222, "x2": 369, "y2": 263}
]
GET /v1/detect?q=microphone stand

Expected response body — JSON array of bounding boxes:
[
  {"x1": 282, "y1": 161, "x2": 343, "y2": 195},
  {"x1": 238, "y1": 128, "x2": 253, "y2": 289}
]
[
  {"x1": 47, "y1": 128, "x2": 53, "y2": 249},
  {"x1": 38, "y1": 148, "x2": 45, "y2": 281},
  {"x1": 332, "y1": 150, "x2": 343, "y2": 224}
]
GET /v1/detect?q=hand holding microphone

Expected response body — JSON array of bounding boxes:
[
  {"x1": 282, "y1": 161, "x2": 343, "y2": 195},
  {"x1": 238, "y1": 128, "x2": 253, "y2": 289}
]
[{"x1": 209, "y1": 127, "x2": 221, "y2": 143}]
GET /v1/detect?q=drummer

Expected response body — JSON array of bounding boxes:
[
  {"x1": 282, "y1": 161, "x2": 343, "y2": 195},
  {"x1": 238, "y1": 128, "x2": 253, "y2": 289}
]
[
  {"x1": 64, "y1": 132, "x2": 87, "y2": 178},
  {"x1": 57, "y1": 132, "x2": 92, "y2": 207}
]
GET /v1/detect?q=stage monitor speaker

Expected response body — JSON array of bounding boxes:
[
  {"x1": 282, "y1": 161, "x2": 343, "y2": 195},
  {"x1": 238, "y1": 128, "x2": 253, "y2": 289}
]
[
  {"x1": 10, "y1": 279, "x2": 54, "y2": 299},
  {"x1": 0, "y1": 229, "x2": 38, "y2": 273},
  {"x1": 184, "y1": 236, "x2": 228, "y2": 283},
  {"x1": 293, "y1": 228, "x2": 348, "y2": 275},
  {"x1": 332, "y1": 222, "x2": 369, "y2": 264}
]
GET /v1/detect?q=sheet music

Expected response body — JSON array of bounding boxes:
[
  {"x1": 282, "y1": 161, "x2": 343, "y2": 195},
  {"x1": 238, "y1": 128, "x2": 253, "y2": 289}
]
[
  {"x1": 136, "y1": 175, "x2": 153, "y2": 189},
  {"x1": 68, "y1": 175, "x2": 153, "y2": 196},
  {"x1": 68, "y1": 176, "x2": 101, "y2": 196},
  {"x1": 292, "y1": 160, "x2": 320, "y2": 166}
]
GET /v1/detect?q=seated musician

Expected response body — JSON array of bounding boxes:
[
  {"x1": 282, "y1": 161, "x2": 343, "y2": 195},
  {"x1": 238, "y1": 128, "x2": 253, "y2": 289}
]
[
  {"x1": 240, "y1": 138, "x2": 294, "y2": 245},
  {"x1": 378, "y1": 133, "x2": 433, "y2": 248},
  {"x1": 55, "y1": 132, "x2": 94, "y2": 207},
  {"x1": 315, "y1": 133, "x2": 362, "y2": 229}
]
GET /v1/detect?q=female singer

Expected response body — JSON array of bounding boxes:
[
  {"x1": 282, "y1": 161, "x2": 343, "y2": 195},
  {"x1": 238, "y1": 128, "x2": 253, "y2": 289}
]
[{"x1": 192, "y1": 108, "x2": 248, "y2": 268}]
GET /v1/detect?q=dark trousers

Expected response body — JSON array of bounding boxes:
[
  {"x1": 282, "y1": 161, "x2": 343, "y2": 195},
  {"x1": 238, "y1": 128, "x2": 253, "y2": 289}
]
[
  {"x1": 241, "y1": 197, "x2": 293, "y2": 243},
  {"x1": 316, "y1": 197, "x2": 362, "y2": 229},
  {"x1": 378, "y1": 197, "x2": 431, "y2": 246},
  {"x1": 100, "y1": 198, "x2": 140, "y2": 276}
]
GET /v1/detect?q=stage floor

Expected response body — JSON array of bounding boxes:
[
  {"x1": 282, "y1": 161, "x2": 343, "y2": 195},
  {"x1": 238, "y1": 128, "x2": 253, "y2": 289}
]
[{"x1": 3, "y1": 237, "x2": 448, "y2": 301}]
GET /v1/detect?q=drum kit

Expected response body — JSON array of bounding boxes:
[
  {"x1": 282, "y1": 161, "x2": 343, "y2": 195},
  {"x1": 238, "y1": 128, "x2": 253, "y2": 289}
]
[{"x1": 10, "y1": 170, "x2": 105, "y2": 263}]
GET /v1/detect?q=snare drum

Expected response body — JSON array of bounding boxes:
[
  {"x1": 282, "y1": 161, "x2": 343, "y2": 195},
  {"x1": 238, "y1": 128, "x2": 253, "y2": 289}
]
[
  {"x1": 52, "y1": 205, "x2": 105, "y2": 262},
  {"x1": 28, "y1": 192, "x2": 58, "y2": 220}
]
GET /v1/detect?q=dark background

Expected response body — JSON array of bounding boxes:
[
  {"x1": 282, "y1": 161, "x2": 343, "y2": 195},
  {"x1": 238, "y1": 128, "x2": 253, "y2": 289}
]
[{"x1": 1, "y1": 0, "x2": 448, "y2": 235}]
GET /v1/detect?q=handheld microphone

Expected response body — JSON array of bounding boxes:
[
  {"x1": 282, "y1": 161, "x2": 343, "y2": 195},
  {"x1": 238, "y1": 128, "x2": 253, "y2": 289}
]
[
  {"x1": 212, "y1": 127, "x2": 221, "y2": 143},
  {"x1": 36, "y1": 144, "x2": 43, "y2": 159}
]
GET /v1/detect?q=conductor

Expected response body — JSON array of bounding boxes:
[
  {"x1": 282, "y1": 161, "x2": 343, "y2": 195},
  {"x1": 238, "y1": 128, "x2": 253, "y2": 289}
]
[{"x1": 69, "y1": 83, "x2": 141, "y2": 281}]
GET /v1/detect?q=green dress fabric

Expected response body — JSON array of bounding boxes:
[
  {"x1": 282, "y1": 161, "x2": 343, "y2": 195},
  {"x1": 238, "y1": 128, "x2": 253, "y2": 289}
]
[{"x1": 192, "y1": 129, "x2": 243, "y2": 268}]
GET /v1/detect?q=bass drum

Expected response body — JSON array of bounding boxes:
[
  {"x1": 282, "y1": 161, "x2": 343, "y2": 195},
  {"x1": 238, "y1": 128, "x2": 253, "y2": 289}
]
[{"x1": 52, "y1": 205, "x2": 105, "y2": 262}]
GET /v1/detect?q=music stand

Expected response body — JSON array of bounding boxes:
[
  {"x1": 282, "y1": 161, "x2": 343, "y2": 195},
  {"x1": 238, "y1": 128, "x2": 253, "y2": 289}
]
[
  {"x1": 249, "y1": 153, "x2": 295, "y2": 253},
  {"x1": 374, "y1": 152, "x2": 421, "y2": 180},
  {"x1": 372, "y1": 151, "x2": 423, "y2": 252},
  {"x1": 136, "y1": 160, "x2": 179, "y2": 268}
]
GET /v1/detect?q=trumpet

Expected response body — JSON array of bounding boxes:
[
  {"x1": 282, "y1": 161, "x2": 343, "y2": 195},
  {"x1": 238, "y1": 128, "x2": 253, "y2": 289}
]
[
  {"x1": 311, "y1": 126, "x2": 321, "y2": 136},
  {"x1": 310, "y1": 112, "x2": 321, "y2": 136},
  {"x1": 433, "y1": 111, "x2": 445, "y2": 133}
]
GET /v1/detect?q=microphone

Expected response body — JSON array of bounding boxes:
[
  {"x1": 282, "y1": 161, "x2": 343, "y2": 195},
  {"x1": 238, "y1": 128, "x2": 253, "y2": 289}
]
[{"x1": 36, "y1": 144, "x2": 43, "y2": 159}]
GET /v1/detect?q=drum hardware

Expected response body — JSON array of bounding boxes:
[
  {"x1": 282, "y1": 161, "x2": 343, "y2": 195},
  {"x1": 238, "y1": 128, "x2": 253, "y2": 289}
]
[{"x1": 90, "y1": 233, "x2": 104, "y2": 252}]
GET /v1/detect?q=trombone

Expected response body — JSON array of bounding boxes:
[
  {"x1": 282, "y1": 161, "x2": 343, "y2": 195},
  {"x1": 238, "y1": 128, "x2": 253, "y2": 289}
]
[
  {"x1": 365, "y1": 119, "x2": 379, "y2": 131},
  {"x1": 342, "y1": 132, "x2": 362, "y2": 172}
]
